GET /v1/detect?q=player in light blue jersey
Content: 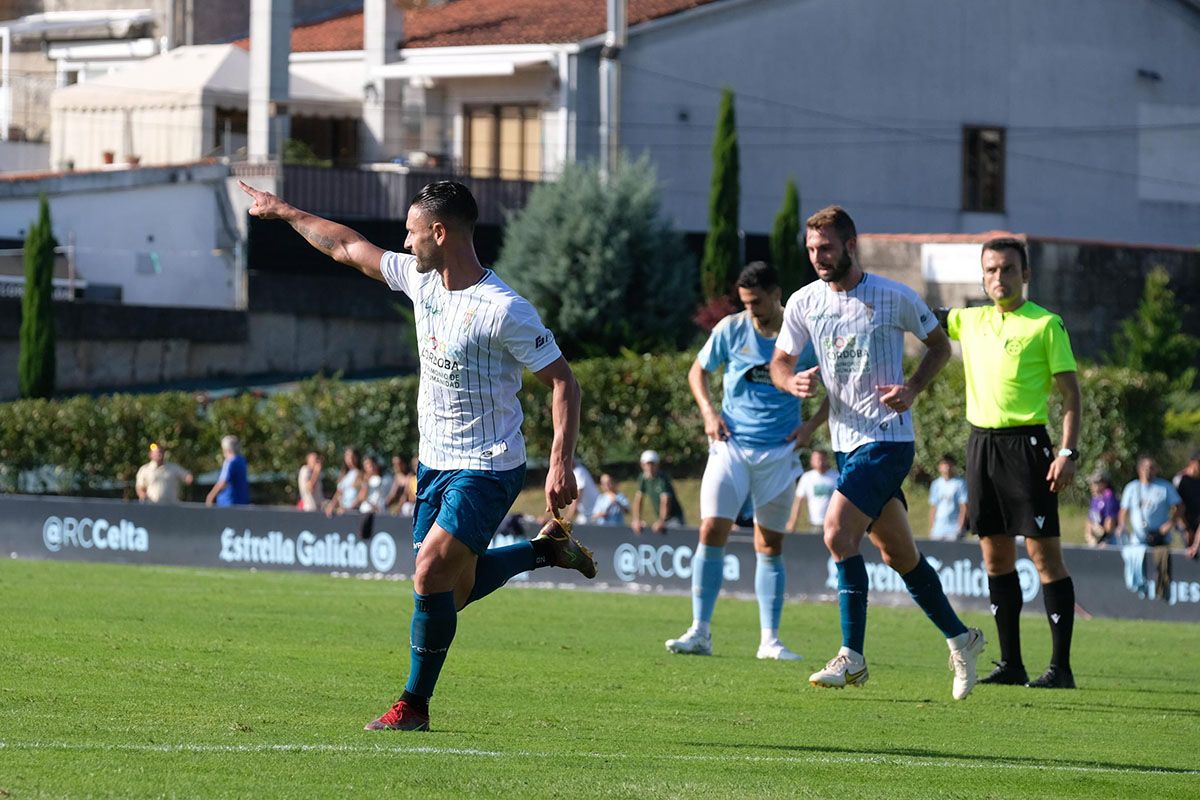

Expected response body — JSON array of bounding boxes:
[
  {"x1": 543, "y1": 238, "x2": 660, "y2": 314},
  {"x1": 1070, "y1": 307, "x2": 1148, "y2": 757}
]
[
  {"x1": 666, "y1": 262, "x2": 826, "y2": 660},
  {"x1": 771, "y1": 206, "x2": 984, "y2": 700}
]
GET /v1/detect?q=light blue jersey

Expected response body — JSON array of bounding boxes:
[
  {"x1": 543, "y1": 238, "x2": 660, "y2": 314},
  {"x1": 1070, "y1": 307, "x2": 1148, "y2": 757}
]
[{"x1": 697, "y1": 311, "x2": 817, "y2": 449}]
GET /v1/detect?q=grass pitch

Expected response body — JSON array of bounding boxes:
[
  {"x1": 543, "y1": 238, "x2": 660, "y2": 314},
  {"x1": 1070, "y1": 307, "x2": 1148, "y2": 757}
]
[{"x1": 1, "y1": 559, "x2": 1197, "y2": 799}]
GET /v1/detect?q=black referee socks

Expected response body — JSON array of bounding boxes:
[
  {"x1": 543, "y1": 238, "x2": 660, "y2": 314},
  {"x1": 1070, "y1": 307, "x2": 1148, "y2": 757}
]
[
  {"x1": 987, "y1": 571, "x2": 1024, "y2": 668},
  {"x1": 1041, "y1": 576, "x2": 1076, "y2": 671}
]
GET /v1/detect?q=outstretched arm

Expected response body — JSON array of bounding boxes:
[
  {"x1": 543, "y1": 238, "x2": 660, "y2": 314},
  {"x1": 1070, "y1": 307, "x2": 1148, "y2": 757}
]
[
  {"x1": 239, "y1": 181, "x2": 387, "y2": 281},
  {"x1": 533, "y1": 356, "x2": 581, "y2": 516}
]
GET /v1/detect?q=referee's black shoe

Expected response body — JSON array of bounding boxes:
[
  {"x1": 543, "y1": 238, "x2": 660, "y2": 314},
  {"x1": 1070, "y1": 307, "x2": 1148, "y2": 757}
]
[
  {"x1": 978, "y1": 660, "x2": 1028, "y2": 686},
  {"x1": 1026, "y1": 665, "x2": 1076, "y2": 689}
]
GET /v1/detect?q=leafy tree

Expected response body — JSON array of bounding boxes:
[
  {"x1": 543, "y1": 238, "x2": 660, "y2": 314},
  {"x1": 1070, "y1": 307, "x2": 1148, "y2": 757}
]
[
  {"x1": 1109, "y1": 265, "x2": 1199, "y2": 385},
  {"x1": 495, "y1": 157, "x2": 696, "y2": 358},
  {"x1": 18, "y1": 194, "x2": 57, "y2": 399},
  {"x1": 700, "y1": 87, "x2": 739, "y2": 300},
  {"x1": 769, "y1": 177, "x2": 814, "y2": 299}
]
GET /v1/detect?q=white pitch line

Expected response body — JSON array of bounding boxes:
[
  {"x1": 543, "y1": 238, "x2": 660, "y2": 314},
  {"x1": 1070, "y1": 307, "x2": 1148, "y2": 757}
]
[{"x1": 1, "y1": 740, "x2": 1196, "y2": 778}]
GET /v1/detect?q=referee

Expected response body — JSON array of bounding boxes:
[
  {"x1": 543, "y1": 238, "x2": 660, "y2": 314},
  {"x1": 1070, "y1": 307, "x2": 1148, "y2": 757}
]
[{"x1": 944, "y1": 237, "x2": 1082, "y2": 689}]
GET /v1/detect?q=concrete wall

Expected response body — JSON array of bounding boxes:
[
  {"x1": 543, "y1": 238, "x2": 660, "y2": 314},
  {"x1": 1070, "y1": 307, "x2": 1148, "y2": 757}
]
[
  {"x1": 0, "y1": 163, "x2": 240, "y2": 309},
  {"x1": 0, "y1": 296, "x2": 417, "y2": 399},
  {"x1": 604, "y1": 0, "x2": 1200, "y2": 246},
  {"x1": 0, "y1": 140, "x2": 49, "y2": 173}
]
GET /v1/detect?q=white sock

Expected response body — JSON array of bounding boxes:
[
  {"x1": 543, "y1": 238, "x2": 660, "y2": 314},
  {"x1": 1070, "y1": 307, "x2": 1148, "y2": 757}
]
[
  {"x1": 760, "y1": 628, "x2": 778, "y2": 646},
  {"x1": 692, "y1": 620, "x2": 711, "y2": 637},
  {"x1": 948, "y1": 630, "x2": 972, "y2": 650}
]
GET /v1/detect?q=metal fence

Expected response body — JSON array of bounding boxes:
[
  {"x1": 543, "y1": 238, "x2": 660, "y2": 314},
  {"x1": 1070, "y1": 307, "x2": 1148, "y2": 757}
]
[{"x1": 265, "y1": 165, "x2": 538, "y2": 225}]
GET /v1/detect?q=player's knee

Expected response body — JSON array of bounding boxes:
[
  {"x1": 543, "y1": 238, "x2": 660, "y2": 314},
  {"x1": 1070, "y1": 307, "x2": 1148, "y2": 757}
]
[
  {"x1": 822, "y1": 520, "x2": 854, "y2": 557},
  {"x1": 413, "y1": 552, "x2": 453, "y2": 594},
  {"x1": 698, "y1": 519, "x2": 730, "y2": 546}
]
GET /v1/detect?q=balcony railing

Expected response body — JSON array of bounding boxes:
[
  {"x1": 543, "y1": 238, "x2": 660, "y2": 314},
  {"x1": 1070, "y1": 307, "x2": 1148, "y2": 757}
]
[{"x1": 234, "y1": 164, "x2": 539, "y2": 226}]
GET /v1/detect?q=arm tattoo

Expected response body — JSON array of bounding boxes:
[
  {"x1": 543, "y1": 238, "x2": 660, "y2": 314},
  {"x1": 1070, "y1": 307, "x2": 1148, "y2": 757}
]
[{"x1": 297, "y1": 224, "x2": 337, "y2": 253}]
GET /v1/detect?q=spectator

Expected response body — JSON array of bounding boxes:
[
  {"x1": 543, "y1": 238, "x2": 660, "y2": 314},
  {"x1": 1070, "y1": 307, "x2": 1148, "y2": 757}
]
[
  {"x1": 1084, "y1": 471, "x2": 1119, "y2": 547},
  {"x1": 135, "y1": 442, "x2": 193, "y2": 504},
  {"x1": 298, "y1": 451, "x2": 325, "y2": 512},
  {"x1": 387, "y1": 455, "x2": 416, "y2": 516},
  {"x1": 326, "y1": 447, "x2": 363, "y2": 516},
  {"x1": 631, "y1": 450, "x2": 684, "y2": 534},
  {"x1": 205, "y1": 435, "x2": 250, "y2": 507},
  {"x1": 788, "y1": 449, "x2": 839, "y2": 532},
  {"x1": 563, "y1": 463, "x2": 600, "y2": 525},
  {"x1": 591, "y1": 474, "x2": 631, "y2": 525},
  {"x1": 928, "y1": 454, "x2": 969, "y2": 541},
  {"x1": 1118, "y1": 454, "x2": 1184, "y2": 600},
  {"x1": 358, "y1": 454, "x2": 393, "y2": 514},
  {"x1": 1172, "y1": 452, "x2": 1200, "y2": 558}
]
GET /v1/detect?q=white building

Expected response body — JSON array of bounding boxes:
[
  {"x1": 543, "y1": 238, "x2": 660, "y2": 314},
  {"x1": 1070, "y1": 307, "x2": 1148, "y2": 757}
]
[{"x1": 278, "y1": 0, "x2": 1200, "y2": 246}]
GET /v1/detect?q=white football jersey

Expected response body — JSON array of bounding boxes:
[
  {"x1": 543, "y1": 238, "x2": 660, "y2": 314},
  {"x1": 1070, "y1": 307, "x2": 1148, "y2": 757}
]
[
  {"x1": 776, "y1": 273, "x2": 938, "y2": 453},
  {"x1": 380, "y1": 251, "x2": 562, "y2": 471}
]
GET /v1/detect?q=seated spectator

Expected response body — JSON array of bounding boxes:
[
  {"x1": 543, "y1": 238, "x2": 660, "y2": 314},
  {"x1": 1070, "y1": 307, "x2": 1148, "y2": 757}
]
[
  {"x1": 387, "y1": 455, "x2": 416, "y2": 516},
  {"x1": 928, "y1": 453, "x2": 968, "y2": 541},
  {"x1": 1118, "y1": 454, "x2": 1183, "y2": 600},
  {"x1": 591, "y1": 473, "x2": 631, "y2": 525},
  {"x1": 631, "y1": 450, "x2": 684, "y2": 535},
  {"x1": 788, "y1": 449, "x2": 838, "y2": 532},
  {"x1": 206, "y1": 435, "x2": 250, "y2": 507},
  {"x1": 358, "y1": 454, "x2": 393, "y2": 514},
  {"x1": 135, "y1": 442, "x2": 193, "y2": 504},
  {"x1": 297, "y1": 451, "x2": 325, "y2": 512},
  {"x1": 1085, "y1": 471, "x2": 1118, "y2": 547},
  {"x1": 326, "y1": 447, "x2": 363, "y2": 516},
  {"x1": 1172, "y1": 452, "x2": 1200, "y2": 558}
]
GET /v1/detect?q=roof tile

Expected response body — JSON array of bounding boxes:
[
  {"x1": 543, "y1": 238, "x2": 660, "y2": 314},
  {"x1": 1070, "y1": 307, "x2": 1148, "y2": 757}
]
[{"x1": 236, "y1": 0, "x2": 724, "y2": 52}]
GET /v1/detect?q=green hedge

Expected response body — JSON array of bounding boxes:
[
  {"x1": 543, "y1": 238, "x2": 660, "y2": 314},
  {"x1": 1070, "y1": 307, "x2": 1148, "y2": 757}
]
[{"x1": 0, "y1": 354, "x2": 1169, "y2": 500}]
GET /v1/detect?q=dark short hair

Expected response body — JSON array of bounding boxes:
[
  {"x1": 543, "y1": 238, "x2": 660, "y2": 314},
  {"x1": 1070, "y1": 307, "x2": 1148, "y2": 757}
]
[
  {"x1": 981, "y1": 236, "x2": 1028, "y2": 271},
  {"x1": 806, "y1": 205, "x2": 857, "y2": 245},
  {"x1": 410, "y1": 181, "x2": 478, "y2": 229},
  {"x1": 736, "y1": 261, "x2": 779, "y2": 291},
  {"x1": 939, "y1": 453, "x2": 957, "y2": 465}
]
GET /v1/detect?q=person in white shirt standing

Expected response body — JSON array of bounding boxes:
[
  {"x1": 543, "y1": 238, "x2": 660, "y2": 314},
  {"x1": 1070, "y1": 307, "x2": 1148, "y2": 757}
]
[
  {"x1": 788, "y1": 449, "x2": 839, "y2": 533},
  {"x1": 928, "y1": 454, "x2": 969, "y2": 541},
  {"x1": 770, "y1": 205, "x2": 984, "y2": 700},
  {"x1": 135, "y1": 442, "x2": 193, "y2": 504},
  {"x1": 297, "y1": 451, "x2": 325, "y2": 512},
  {"x1": 240, "y1": 179, "x2": 597, "y2": 733}
]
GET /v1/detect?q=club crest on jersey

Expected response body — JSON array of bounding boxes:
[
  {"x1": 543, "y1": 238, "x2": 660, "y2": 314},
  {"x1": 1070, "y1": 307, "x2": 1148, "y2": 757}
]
[
  {"x1": 461, "y1": 309, "x2": 476, "y2": 330},
  {"x1": 1004, "y1": 338, "x2": 1022, "y2": 355},
  {"x1": 422, "y1": 301, "x2": 441, "y2": 316}
]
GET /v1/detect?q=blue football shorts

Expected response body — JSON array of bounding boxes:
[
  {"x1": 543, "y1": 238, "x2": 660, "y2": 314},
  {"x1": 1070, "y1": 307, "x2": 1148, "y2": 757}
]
[
  {"x1": 834, "y1": 441, "x2": 913, "y2": 520},
  {"x1": 412, "y1": 463, "x2": 527, "y2": 556}
]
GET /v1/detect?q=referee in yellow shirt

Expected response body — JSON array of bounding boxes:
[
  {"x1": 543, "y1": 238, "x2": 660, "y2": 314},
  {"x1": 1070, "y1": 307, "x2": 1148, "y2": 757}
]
[{"x1": 944, "y1": 237, "x2": 1082, "y2": 689}]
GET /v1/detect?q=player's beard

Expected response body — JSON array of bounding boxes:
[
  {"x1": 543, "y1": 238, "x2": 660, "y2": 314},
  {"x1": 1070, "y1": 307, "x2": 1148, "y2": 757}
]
[
  {"x1": 817, "y1": 250, "x2": 853, "y2": 284},
  {"x1": 413, "y1": 248, "x2": 443, "y2": 274}
]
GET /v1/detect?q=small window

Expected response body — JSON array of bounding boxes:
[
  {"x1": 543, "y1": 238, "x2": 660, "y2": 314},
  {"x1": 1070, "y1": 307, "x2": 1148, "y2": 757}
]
[
  {"x1": 464, "y1": 104, "x2": 542, "y2": 180},
  {"x1": 962, "y1": 126, "x2": 1005, "y2": 212}
]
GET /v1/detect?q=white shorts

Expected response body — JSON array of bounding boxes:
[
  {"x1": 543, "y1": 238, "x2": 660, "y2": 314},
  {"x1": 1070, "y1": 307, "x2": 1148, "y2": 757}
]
[{"x1": 700, "y1": 438, "x2": 802, "y2": 532}]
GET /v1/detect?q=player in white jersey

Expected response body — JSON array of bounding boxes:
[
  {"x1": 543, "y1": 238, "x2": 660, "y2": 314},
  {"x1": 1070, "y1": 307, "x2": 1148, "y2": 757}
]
[
  {"x1": 665, "y1": 262, "x2": 826, "y2": 661},
  {"x1": 770, "y1": 205, "x2": 984, "y2": 700},
  {"x1": 240, "y1": 180, "x2": 597, "y2": 731}
]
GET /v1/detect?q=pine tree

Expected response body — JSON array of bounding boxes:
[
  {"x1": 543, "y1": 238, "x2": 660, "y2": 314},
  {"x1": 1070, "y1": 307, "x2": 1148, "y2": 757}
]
[
  {"x1": 769, "y1": 177, "x2": 813, "y2": 299},
  {"x1": 495, "y1": 157, "x2": 696, "y2": 358},
  {"x1": 1110, "y1": 265, "x2": 1199, "y2": 383},
  {"x1": 18, "y1": 194, "x2": 57, "y2": 399},
  {"x1": 700, "y1": 87, "x2": 739, "y2": 300}
]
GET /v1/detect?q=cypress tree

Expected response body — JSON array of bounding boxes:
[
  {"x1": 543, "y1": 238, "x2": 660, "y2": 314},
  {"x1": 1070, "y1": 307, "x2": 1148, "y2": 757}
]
[
  {"x1": 19, "y1": 194, "x2": 57, "y2": 399},
  {"x1": 769, "y1": 177, "x2": 814, "y2": 299},
  {"x1": 700, "y1": 87, "x2": 739, "y2": 300}
]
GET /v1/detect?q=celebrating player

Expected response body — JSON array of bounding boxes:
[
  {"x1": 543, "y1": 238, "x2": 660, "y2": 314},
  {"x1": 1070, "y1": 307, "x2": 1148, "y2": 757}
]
[
  {"x1": 770, "y1": 206, "x2": 984, "y2": 700},
  {"x1": 943, "y1": 237, "x2": 1082, "y2": 689},
  {"x1": 666, "y1": 262, "x2": 825, "y2": 661},
  {"x1": 240, "y1": 179, "x2": 597, "y2": 731}
]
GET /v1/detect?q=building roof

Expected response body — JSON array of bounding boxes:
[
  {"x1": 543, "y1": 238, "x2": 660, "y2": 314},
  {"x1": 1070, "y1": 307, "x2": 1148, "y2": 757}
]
[{"x1": 235, "y1": 0, "x2": 726, "y2": 52}]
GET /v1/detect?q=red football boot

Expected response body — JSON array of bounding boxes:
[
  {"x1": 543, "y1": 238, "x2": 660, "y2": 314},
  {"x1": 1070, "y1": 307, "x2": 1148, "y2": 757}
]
[{"x1": 364, "y1": 699, "x2": 430, "y2": 731}]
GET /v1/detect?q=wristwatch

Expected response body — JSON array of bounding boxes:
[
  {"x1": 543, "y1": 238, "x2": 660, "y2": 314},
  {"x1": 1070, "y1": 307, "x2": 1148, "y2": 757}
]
[{"x1": 1057, "y1": 448, "x2": 1079, "y2": 461}]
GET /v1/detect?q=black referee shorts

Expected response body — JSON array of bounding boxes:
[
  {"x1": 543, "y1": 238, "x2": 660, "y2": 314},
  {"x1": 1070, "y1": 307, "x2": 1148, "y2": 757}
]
[{"x1": 966, "y1": 425, "x2": 1060, "y2": 539}]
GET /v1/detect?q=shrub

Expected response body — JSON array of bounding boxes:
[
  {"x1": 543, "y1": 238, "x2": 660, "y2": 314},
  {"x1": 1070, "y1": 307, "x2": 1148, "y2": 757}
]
[{"x1": 495, "y1": 158, "x2": 696, "y2": 358}]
